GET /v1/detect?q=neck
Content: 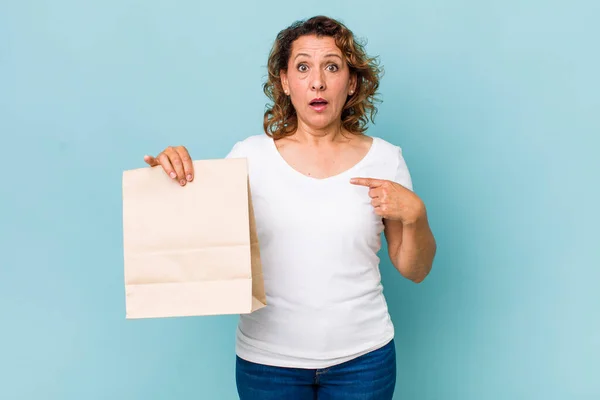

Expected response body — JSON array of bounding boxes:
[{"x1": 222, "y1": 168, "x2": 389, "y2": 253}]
[{"x1": 293, "y1": 119, "x2": 345, "y2": 146}]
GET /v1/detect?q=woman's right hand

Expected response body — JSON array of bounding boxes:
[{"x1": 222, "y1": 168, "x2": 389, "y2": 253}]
[{"x1": 144, "y1": 146, "x2": 194, "y2": 186}]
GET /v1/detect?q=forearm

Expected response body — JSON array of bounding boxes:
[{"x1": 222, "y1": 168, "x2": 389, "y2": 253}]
[{"x1": 393, "y1": 213, "x2": 437, "y2": 283}]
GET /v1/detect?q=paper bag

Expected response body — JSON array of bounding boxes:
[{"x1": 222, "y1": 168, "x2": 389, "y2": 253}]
[{"x1": 122, "y1": 158, "x2": 266, "y2": 319}]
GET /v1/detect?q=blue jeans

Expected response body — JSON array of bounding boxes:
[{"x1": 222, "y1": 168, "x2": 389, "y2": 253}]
[{"x1": 236, "y1": 339, "x2": 396, "y2": 400}]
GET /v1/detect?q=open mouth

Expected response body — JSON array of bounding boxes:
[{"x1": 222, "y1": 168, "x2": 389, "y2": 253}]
[{"x1": 309, "y1": 98, "x2": 328, "y2": 111}]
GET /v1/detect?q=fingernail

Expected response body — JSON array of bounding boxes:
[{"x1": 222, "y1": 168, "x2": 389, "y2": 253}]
[
  {"x1": 170, "y1": 172, "x2": 176, "y2": 178},
  {"x1": 180, "y1": 179, "x2": 186, "y2": 186},
  {"x1": 187, "y1": 174, "x2": 192, "y2": 181}
]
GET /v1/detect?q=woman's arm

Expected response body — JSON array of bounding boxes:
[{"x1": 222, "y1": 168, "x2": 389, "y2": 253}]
[
  {"x1": 383, "y1": 209, "x2": 436, "y2": 283},
  {"x1": 350, "y1": 177, "x2": 437, "y2": 283}
]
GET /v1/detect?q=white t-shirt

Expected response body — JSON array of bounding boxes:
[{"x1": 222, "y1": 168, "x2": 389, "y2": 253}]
[{"x1": 225, "y1": 134, "x2": 413, "y2": 369}]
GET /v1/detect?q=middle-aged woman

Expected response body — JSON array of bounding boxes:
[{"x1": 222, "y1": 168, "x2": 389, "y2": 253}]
[{"x1": 143, "y1": 15, "x2": 437, "y2": 400}]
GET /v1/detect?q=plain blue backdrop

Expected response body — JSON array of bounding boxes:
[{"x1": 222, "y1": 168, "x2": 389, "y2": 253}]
[{"x1": 1, "y1": 1, "x2": 598, "y2": 399}]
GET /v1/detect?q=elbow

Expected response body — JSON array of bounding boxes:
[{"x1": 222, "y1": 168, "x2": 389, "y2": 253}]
[
  {"x1": 408, "y1": 269, "x2": 430, "y2": 284},
  {"x1": 411, "y1": 241, "x2": 437, "y2": 284},
  {"x1": 403, "y1": 259, "x2": 434, "y2": 284},
  {"x1": 395, "y1": 265, "x2": 430, "y2": 283},
  {"x1": 393, "y1": 239, "x2": 436, "y2": 284}
]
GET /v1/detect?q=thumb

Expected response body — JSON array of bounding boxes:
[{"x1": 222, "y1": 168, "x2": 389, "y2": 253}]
[{"x1": 144, "y1": 155, "x2": 160, "y2": 167}]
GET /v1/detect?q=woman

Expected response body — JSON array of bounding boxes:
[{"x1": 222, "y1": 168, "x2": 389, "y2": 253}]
[{"x1": 144, "y1": 15, "x2": 436, "y2": 400}]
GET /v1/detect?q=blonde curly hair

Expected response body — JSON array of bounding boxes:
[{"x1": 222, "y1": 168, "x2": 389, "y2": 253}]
[{"x1": 263, "y1": 16, "x2": 383, "y2": 139}]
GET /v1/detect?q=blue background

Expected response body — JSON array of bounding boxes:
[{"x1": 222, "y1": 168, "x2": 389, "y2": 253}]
[{"x1": 1, "y1": 1, "x2": 598, "y2": 399}]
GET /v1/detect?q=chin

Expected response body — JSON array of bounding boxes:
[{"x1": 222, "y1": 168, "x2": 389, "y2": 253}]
[
  {"x1": 303, "y1": 115, "x2": 339, "y2": 130},
  {"x1": 307, "y1": 122, "x2": 336, "y2": 131}
]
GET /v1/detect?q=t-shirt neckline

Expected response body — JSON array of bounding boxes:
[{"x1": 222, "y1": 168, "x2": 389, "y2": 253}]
[{"x1": 269, "y1": 135, "x2": 378, "y2": 182}]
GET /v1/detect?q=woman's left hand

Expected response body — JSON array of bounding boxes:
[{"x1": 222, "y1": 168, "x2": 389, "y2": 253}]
[{"x1": 350, "y1": 177, "x2": 425, "y2": 225}]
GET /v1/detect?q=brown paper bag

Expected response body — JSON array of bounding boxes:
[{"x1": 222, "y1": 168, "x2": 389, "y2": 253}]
[{"x1": 122, "y1": 158, "x2": 266, "y2": 319}]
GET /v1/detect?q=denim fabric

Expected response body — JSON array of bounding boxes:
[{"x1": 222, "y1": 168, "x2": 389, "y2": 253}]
[{"x1": 236, "y1": 340, "x2": 396, "y2": 400}]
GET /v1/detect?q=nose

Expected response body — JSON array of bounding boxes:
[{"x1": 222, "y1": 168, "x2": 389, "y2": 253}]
[{"x1": 311, "y1": 70, "x2": 326, "y2": 91}]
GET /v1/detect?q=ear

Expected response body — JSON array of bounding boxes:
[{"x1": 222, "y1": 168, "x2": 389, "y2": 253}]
[
  {"x1": 280, "y1": 69, "x2": 289, "y2": 94},
  {"x1": 349, "y1": 73, "x2": 358, "y2": 95}
]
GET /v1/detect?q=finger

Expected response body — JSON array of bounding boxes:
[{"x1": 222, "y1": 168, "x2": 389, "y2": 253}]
[
  {"x1": 368, "y1": 188, "x2": 381, "y2": 199},
  {"x1": 144, "y1": 155, "x2": 160, "y2": 167},
  {"x1": 371, "y1": 198, "x2": 381, "y2": 207},
  {"x1": 350, "y1": 177, "x2": 385, "y2": 188},
  {"x1": 156, "y1": 152, "x2": 177, "y2": 180},
  {"x1": 175, "y1": 146, "x2": 194, "y2": 182},
  {"x1": 165, "y1": 147, "x2": 187, "y2": 185}
]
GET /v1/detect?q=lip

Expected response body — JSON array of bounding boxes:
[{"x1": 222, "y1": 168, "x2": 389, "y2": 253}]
[{"x1": 309, "y1": 97, "x2": 328, "y2": 112}]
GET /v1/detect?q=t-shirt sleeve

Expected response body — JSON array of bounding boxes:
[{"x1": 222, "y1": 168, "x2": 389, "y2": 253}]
[
  {"x1": 393, "y1": 146, "x2": 414, "y2": 191},
  {"x1": 225, "y1": 141, "x2": 244, "y2": 159}
]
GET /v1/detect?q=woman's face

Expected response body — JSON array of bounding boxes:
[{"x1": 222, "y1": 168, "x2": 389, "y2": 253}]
[{"x1": 281, "y1": 35, "x2": 356, "y2": 133}]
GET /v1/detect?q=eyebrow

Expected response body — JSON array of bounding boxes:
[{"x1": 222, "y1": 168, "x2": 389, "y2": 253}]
[{"x1": 294, "y1": 53, "x2": 343, "y2": 61}]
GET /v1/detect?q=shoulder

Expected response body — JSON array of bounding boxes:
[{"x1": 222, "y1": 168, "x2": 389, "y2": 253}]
[
  {"x1": 225, "y1": 134, "x2": 272, "y2": 159},
  {"x1": 371, "y1": 135, "x2": 405, "y2": 157},
  {"x1": 370, "y1": 135, "x2": 413, "y2": 190}
]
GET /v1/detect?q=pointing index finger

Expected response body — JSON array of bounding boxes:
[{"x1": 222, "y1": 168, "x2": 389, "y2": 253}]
[{"x1": 350, "y1": 177, "x2": 384, "y2": 188}]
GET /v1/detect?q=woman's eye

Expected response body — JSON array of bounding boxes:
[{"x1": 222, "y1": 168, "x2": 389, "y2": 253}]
[
  {"x1": 298, "y1": 64, "x2": 308, "y2": 72},
  {"x1": 327, "y1": 64, "x2": 339, "y2": 72}
]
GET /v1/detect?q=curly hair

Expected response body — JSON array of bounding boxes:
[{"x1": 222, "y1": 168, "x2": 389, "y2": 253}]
[{"x1": 263, "y1": 16, "x2": 383, "y2": 139}]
